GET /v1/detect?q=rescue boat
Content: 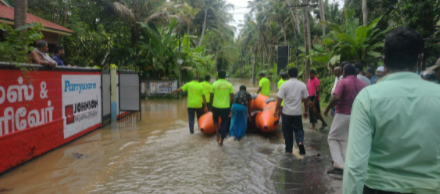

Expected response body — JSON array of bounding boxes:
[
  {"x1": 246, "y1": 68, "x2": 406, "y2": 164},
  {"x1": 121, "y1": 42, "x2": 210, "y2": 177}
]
[{"x1": 198, "y1": 94, "x2": 279, "y2": 134}]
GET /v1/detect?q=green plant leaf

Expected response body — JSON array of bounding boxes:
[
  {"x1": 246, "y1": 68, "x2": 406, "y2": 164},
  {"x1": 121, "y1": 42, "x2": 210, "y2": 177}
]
[
  {"x1": 367, "y1": 51, "x2": 382, "y2": 57},
  {"x1": 356, "y1": 26, "x2": 368, "y2": 46}
]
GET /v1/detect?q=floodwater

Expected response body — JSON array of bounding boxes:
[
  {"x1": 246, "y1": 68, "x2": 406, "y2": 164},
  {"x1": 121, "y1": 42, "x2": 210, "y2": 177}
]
[{"x1": 0, "y1": 78, "x2": 341, "y2": 194}]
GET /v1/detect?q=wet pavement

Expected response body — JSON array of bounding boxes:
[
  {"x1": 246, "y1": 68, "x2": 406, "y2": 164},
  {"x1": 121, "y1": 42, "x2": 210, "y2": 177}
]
[{"x1": 0, "y1": 78, "x2": 342, "y2": 194}]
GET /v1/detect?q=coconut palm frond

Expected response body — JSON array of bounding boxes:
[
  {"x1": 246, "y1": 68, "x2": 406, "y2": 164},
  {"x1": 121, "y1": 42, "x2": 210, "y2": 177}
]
[
  {"x1": 112, "y1": 2, "x2": 135, "y2": 20},
  {"x1": 144, "y1": 9, "x2": 169, "y2": 23}
]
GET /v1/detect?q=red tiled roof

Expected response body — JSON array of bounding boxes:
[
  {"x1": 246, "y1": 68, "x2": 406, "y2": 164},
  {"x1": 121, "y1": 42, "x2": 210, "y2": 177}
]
[{"x1": 0, "y1": 4, "x2": 73, "y2": 33}]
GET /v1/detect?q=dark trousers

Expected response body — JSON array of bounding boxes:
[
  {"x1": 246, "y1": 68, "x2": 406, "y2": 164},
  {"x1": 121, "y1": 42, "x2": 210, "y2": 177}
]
[
  {"x1": 212, "y1": 107, "x2": 230, "y2": 138},
  {"x1": 363, "y1": 186, "x2": 414, "y2": 194},
  {"x1": 281, "y1": 114, "x2": 304, "y2": 153},
  {"x1": 187, "y1": 108, "x2": 203, "y2": 134},
  {"x1": 308, "y1": 95, "x2": 321, "y2": 124}
]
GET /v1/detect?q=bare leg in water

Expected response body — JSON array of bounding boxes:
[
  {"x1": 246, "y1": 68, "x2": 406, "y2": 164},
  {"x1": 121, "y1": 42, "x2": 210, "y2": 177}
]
[{"x1": 309, "y1": 100, "x2": 327, "y2": 130}]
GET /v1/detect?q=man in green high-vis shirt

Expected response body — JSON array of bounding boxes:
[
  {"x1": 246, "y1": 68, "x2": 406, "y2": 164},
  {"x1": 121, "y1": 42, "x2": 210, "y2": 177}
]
[
  {"x1": 257, "y1": 72, "x2": 270, "y2": 97},
  {"x1": 210, "y1": 70, "x2": 234, "y2": 146},
  {"x1": 171, "y1": 76, "x2": 208, "y2": 134},
  {"x1": 201, "y1": 75, "x2": 212, "y2": 111},
  {"x1": 277, "y1": 72, "x2": 288, "y2": 113}
]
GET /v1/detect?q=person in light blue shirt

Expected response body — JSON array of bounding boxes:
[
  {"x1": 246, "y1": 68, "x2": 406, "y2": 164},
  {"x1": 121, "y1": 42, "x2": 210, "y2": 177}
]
[{"x1": 343, "y1": 28, "x2": 440, "y2": 194}]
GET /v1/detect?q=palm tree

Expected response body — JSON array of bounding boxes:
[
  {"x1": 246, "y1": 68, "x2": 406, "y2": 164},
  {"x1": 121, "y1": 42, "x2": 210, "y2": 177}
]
[
  {"x1": 14, "y1": 0, "x2": 27, "y2": 29},
  {"x1": 198, "y1": 0, "x2": 234, "y2": 46},
  {"x1": 106, "y1": 0, "x2": 173, "y2": 47},
  {"x1": 172, "y1": 4, "x2": 200, "y2": 35}
]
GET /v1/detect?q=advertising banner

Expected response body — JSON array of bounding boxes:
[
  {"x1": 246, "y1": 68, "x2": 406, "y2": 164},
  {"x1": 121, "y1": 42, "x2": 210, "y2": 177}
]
[
  {"x1": 150, "y1": 81, "x2": 177, "y2": 94},
  {"x1": 0, "y1": 71, "x2": 61, "y2": 137},
  {"x1": 62, "y1": 75, "x2": 101, "y2": 139}
]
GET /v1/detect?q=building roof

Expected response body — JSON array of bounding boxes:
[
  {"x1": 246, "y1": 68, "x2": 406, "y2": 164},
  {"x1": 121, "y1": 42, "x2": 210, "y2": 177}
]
[{"x1": 0, "y1": 4, "x2": 73, "y2": 35}]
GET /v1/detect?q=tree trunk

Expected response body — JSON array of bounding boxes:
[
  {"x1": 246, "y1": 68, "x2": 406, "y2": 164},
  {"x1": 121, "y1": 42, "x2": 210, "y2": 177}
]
[
  {"x1": 14, "y1": 0, "x2": 28, "y2": 29},
  {"x1": 286, "y1": 0, "x2": 301, "y2": 36},
  {"x1": 303, "y1": 0, "x2": 310, "y2": 80},
  {"x1": 267, "y1": 45, "x2": 273, "y2": 78},
  {"x1": 252, "y1": 46, "x2": 256, "y2": 84},
  {"x1": 199, "y1": 0, "x2": 210, "y2": 46},
  {"x1": 319, "y1": 0, "x2": 326, "y2": 35},
  {"x1": 187, "y1": 24, "x2": 190, "y2": 35},
  {"x1": 281, "y1": 22, "x2": 287, "y2": 45},
  {"x1": 362, "y1": 0, "x2": 368, "y2": 26},
  {"x1": 131, "y1": 22, "x2": 139, "y2": 48}
]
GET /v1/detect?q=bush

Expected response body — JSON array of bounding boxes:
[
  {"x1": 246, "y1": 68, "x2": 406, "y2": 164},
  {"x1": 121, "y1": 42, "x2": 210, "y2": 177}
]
[
  {"x1": 319, "y1": 76, "x2": 335, "y2": 103},
  {"x1": 0, "y1": 23, "x2": 43, "y2": 63}
]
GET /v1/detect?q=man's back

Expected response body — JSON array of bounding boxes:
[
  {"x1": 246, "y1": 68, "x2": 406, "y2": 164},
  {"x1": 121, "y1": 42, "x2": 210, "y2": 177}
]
[
  {"x1": 210, "y1": 79, "x2": 233, "y2": 108},
  {"x1": 357, "y1": 74, "x2": 371, "y2": 85},
  {"x1": 201, "y1": 81, "x2": 211, "y2": 103},
  {"x1": 278, "y1": 78, "x2": 308, "y2": 116},
  {"x1": 345, "y1": 72, "x2": 440, "y2": 193},
  {"x1": 182, "y1": 81, "x2": 204, "y2": 108},
  {"x1": 259, "y1": 77, "x2": 270, "y2": 97},
  {"x1": 334, "y1": 76, "x2": 366, "y2": 115}
]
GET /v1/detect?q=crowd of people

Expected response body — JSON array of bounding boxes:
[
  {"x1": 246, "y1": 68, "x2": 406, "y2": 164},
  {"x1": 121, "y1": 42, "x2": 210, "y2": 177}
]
[{"x1": 173, "y1": 27, "x2": 440, "y2": 194}]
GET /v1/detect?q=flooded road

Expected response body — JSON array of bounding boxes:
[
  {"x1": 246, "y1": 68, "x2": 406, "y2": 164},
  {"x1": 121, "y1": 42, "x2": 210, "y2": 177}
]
[{"x1": 0, "y1": 78, "x2": 341, "y2": 194}]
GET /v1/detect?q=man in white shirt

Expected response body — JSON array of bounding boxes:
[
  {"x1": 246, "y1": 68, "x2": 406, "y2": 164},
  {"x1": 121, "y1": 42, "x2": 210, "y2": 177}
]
[
  {"x1": 355, "y1": 63, "x2": 371, "y2": 86},
  {"x1": 331, "y1": 66, "x2": 343, "y2": 116},
  {"x1": 274, "y1": 68, "x2": 309, "y2": 155}
]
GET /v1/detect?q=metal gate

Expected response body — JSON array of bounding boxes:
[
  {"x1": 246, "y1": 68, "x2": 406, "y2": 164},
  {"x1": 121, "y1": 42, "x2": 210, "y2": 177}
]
[
  {"x1": 102, "y1": 71, "x2": 111, "y2": 126},
  {"x1": 118, "y1": 70, "x2": 141, "y2": 120}
]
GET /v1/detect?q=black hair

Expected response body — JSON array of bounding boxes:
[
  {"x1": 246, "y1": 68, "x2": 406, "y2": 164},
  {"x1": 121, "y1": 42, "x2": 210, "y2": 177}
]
[
  {"x1": 54, "y1": 45, "x2": 64, "y2": 54},
  {"x1": 193, "y1": 76, "x2": 199, "y2": 80},
  {"x1": 240, "y1": 85, "x2": 246, "y2": 91},
  {"x1": 354, "y1": 62, "x2": 364, "y2": 71},
  {"x1": 344, "y1": 64, "x2": 357, "y2": 76},
  {"x1": 35, "y1": 40, "x2": 47, "y2": 49},
  {"x1": 288, "y1": 68, "x2": 298, "y2": 78},
  {"x1": 204, "y1": 74, "x2": 210, "y2": 81},
  {"x1": 309, "y1": 69, "x2": 316, "y2": 74},
  {"x1": 384, "y1": 27, "x2": 424, "y2": 71},
  {"x1": 366, "y1": 67, "x2": 375, "y2": 74},
  {"x1": 281, "y1": 72, "x2": 288, "y2": 80},
  {"x1": 218, "y1": 70, "x2": 226, "y2": 79},
  {"x1": 259, "y1": 72, "x2": 265, "y2": 76}
]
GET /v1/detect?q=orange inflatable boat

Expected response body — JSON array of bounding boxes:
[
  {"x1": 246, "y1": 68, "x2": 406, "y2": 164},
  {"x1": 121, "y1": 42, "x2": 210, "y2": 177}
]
[{"x1": 198, "y1": 94, "x2": 279, "y2": 134}]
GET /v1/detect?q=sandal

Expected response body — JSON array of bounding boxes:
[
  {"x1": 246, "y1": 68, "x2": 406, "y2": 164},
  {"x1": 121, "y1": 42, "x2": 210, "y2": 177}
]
[
  {"x1": 327, "y1": 167, "x2": 343, "y2": 175},
  {"x1": 319, "y1": 123, "x2": 328, "y2": 130}
]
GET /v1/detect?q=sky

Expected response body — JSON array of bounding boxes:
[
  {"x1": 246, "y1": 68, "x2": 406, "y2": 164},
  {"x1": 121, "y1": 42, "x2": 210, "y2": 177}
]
[{"x1": 226, "y1": 0, "x2": 345, "y2": 37}]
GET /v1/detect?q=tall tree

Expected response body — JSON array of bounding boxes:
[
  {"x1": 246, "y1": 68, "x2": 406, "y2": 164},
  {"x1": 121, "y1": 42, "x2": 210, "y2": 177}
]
[
  {"x1": 303, "y1": 0, "x2": 311, "y2": 80},
  {"x1": 362, "y1": 0, "x2": 368, "y2": 26},
  {"x1": 318, "y1": 0, "x2": 326, "y2": 35},
  {"x1": 14, "y1": 0, "x2": 27, "y2": 29}
]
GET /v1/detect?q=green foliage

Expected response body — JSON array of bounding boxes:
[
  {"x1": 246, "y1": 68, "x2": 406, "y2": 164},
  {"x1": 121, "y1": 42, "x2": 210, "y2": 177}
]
[
  {"x1": 319, "y1": 76, "x2": 335, "y2": 103},
  {"x1": 0, "y1": 23, "x2": 43, "y2": 63}
]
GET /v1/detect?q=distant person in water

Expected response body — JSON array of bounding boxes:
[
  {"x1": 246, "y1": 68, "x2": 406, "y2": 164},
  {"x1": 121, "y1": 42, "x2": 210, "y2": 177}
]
[
  {"x1": 275, "y1": 67, "x2": 309, "y2": 155},
  {"x1": 210, "y1": 70, "x2": 234, "y2": 146},
  {"x1": 229, "y1": 85, "x2": 252, "y2": 140},
  {"x1": 307, "y1": 69, "x2": 328, "y2": 130},
  {"x1": 257, "y1": 72, "x2": 270, "y2": 97},
  {"x1": 277, "y1": 72, "x2": 289, "y2": 115},
  {"x1": 200, "y1": 75, "x2": 212, "y2": 111},
  {"x1": 171, "y1": 76, "x2": 208, "y2": 134}
]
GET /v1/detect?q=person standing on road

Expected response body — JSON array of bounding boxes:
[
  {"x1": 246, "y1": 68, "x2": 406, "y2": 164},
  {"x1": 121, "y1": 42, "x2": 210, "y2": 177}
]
[
  {"x1": 307, "y1": 69, "x2": 328, "y2": 130},
  {"x1": 275, "y1": 68, "x2": 309, "y2": 155},
  {"x1": 257, "y1": 72, "x2": 270, "y2": 97},
  {"x1": 201, "y1": 75, "x2": 212, "y2": 111},
  {"x1": 210, "y1": 70, "x2": 234, "y2": 146},
  {"x1": 323, "y1": 64, "x2": 366, "y2": 175},
  {"x1": 171, "y1": 77, "x2": 209, "y2": 134},
  {"x1": 330, "y1": 66, "x2": 343, "y2": 116},
  {"x1": 229, "y1": 85, "x2": 252, "y2": 140},
  {"x1": 343, "y1": 28, "x2": 440, "y2": 194}
]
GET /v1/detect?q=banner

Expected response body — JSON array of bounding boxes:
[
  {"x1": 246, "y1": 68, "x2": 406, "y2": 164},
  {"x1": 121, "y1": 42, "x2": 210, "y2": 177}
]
[
  {"x1": 0, "y1": 71, "x2": 60, "y2": 137},
  {"x1": 62, "y1": 75, "x2": 101, "y2": 139},
  {"x1": 150, "y1": 81, "x2": 177, "y2": 94}
]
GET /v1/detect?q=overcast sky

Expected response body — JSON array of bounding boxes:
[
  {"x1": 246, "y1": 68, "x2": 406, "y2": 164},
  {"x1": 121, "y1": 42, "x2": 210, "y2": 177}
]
[{"x1": 226, "y1": 0, "x2": 345, "y2": 37}]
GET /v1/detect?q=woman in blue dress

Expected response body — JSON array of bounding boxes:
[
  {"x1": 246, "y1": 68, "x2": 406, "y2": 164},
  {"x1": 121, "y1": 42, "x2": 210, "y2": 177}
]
[{"x1": 229, "y1": 85, "x2": 252, "y2": 140}]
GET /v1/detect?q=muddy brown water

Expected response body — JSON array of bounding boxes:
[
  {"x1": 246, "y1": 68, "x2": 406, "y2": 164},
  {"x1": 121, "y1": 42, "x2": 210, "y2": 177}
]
[{"x1": 0, "y1": 78, "x2": 340, "y2": 194}]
